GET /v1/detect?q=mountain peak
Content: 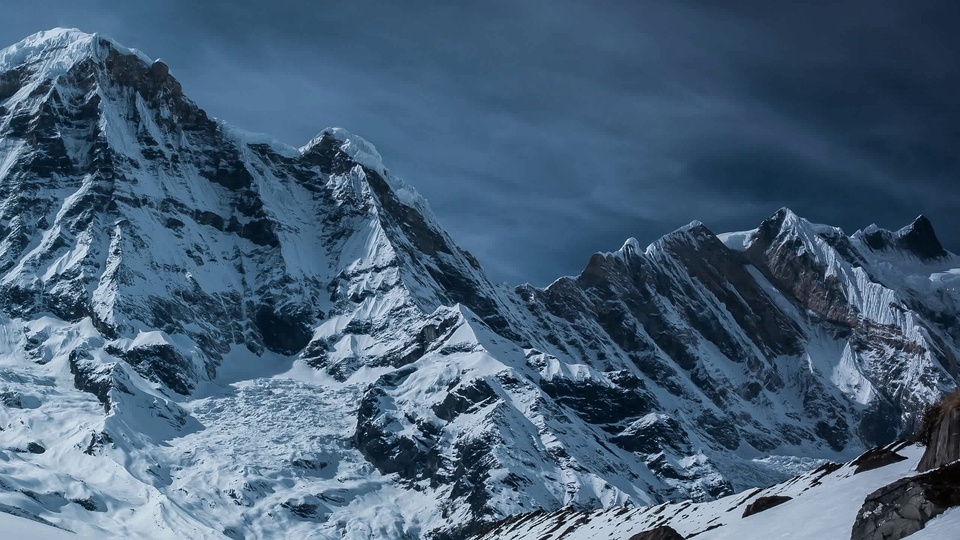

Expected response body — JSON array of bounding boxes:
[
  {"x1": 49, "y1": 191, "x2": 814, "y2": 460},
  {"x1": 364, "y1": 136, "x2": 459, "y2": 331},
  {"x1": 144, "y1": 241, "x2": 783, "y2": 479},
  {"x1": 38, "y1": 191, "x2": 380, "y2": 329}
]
[
  {"x1": 897, "y1": 214, "x2": 947, "y2": 259},
  {"x1": 774, "y1": 206, "x2": 798, "y2": 219},
  {"x1": 5, "y1": 27, "x2": 97, "y2": 49},
  {"x1": 616, "y1": 237, "x2": 643, "y2": 259},
  {"x1": 0, "y1": 27, "x2": 150, "y2": 75},
  {"x1": 904, "y1": 214, "x2": 934, "y2": 233},
  {"x1": 643, "y1": 220, "x2": 717, "y2": 258},
  {"x1": 760, "y1": 207, "x2": 844, "y2": 239},
  {"x1": 300, "y1": 127, "x2": 386, "y2": 177}
]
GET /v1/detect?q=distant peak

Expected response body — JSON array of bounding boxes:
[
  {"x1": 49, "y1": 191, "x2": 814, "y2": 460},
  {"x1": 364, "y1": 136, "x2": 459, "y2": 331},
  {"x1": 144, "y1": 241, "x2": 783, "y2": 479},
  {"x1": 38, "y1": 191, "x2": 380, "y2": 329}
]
[
  {"x1": 300, "y1": 127, "x2": 386, "y2": 177},
  {"x1": 0, "y1": 27, "x2": 152, "y2": 76},
  {"x1": 896, "y1": 214, "x2": 947, "y2": 259},
  {"x1": 907, "y1": 214, "x2": 933, "y2": 231},
  {"x1": 855, "y1": 224, "x2": 893, "y2": 252},
  {"x1": 768, "y1": 207, "x2": 804, "y2": 227},
  {"x1": 15, "y1": 27, "x2": 95, "y2": 45},
  {"x1": 673, "y1": 220, "x2": 713, "y2": 237},
  {"x1": 755, "y1": 208, "x2": 798, "y2": 237},
  {"x1": 643, "y1": 221, "x2": 717, "y2": 256},
  {"x1": 774, "y1": 206, "x2": 798, "y2": 219},
  {"x1": 1, "y1": 28, "x2": 96, "y2": 69},
  {"x1": 617, "y1": 237, "x2": 642, "y2": 258},
  {"x1": 762, "y1": 207, "x2": 845, "y2": 236}
]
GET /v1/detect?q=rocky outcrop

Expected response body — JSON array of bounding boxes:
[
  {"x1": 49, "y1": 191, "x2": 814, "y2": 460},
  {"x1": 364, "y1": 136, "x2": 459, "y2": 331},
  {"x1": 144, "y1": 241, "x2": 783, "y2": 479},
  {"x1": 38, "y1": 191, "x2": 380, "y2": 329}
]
[
  {"x1": 850, "y1": 462, "x2": 960, "y2": 540},
  {"x1": 917, "y1": 391, "x2": 960, "y2": 472},
  {"x1": 851, "y1": 444, "x2": 909, "y2": 475},
  {"x1": 628, "y1": 525, "x2": 684, "y2": 540},
  {"x1": 742, "y1": 495, "x2": 792, "y2": 518}
]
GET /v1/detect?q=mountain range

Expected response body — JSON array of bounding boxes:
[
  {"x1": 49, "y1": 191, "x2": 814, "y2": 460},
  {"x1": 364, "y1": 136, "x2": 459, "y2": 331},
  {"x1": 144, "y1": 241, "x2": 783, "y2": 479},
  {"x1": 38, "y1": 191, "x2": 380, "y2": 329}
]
[{"x1": 0, "y1": 29, "x2": 958, "y2": 539}]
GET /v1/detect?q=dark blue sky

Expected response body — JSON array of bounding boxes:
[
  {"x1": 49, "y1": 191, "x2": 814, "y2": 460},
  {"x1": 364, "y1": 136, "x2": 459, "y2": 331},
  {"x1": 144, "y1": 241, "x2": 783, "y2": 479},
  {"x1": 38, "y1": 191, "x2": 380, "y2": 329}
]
[{"x1": 2, "y1": 1, "x2": 958, "y2": 285}]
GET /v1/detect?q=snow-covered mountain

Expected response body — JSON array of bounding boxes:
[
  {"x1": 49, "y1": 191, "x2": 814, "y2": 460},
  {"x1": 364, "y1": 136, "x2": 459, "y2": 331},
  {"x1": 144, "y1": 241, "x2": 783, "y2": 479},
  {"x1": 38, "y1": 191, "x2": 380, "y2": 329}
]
[{"x1": 0, "y1": 28, "x2": 958, "y2": 539}]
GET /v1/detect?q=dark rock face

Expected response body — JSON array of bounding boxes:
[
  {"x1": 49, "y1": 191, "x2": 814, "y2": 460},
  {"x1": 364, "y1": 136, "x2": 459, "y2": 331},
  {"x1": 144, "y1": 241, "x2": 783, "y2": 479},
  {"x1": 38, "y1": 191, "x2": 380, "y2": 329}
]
[
  {"x1": 541, "y1": 374, "x2": 654, "y2": 431},
  {"x1": 26, "y1": 441, "x2": 46, "y2": 454},
  {"x1": 69, "y1": 352, "x2": 117, "y2": 412},
  {"x1": 917, "y1": 392, "x2": 960, "y2": 472},
  {"x1": 628, "y1": 525, "x2": 685, "y2": 540},
  {"x1": 612, "y1": 414, "x2": 689, "y2": 455},
  {"x1": 254, "y1": 306, "x2": 312, "y2": 355},
  {"x1": 896, "y1": 216, "x2": 948, "y2": 260},
  {"x1": 851, "y1": 462, "x2": 960, "y2": 540},
  {"x1": 107, "y1": 344, "x2": 195, "y2": 396},
  {"x1": 71, "y1": 496, "x2": 104, "y2": 512},
  {"x1": 281, "y1": 498, "x2": 329, "y2": 521},
  {"x1": 353, "y1": 368, "x2": 443, "y2": 483},
  {"x1": 742, "y1": 495, "x2": 792, "y2": 518},
  {"x1": 862, "y1": 229, "x2": 893, "y2": 252},
  {"x1": 745, "y1": 211, "x2": 854, "y2": 328},
  {"x1": 83, "y1": 430, "x2": 114, "y2": 456},
  {"x1": 433, "y1": 379, "x2": 498, "y2": 422},
  {"x1": 851, "y1": 445, "x2": 909, "y2": 475}
]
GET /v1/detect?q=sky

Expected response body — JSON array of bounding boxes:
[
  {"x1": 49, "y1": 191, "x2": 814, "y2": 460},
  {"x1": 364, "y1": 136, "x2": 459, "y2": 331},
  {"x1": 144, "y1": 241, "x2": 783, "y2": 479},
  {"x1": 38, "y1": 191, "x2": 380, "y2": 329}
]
[{"x1": 2, "y1": 1, "x2": 958, "y2": 285}]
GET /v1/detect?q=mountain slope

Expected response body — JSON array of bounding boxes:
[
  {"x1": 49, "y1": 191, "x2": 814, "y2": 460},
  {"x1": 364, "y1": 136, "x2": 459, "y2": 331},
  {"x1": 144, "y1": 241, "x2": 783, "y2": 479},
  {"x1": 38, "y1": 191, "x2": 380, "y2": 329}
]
[
  {"x1": 473, "y1": 442, "x2": 960, "y2": 540},
  {"x1": 1, "y1": 29, "x2": 958, "y2": 539}
]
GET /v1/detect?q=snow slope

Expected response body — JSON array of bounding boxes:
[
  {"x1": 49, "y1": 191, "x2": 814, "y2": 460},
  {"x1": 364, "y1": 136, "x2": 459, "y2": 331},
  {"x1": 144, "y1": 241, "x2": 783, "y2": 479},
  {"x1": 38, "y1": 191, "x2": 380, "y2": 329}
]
[
  {"x1": 0, "y1": 511, "x2": 78, "y2": 539},
  {"x1": 475, "y1": 443, "x2": 960, "y2": 539}
]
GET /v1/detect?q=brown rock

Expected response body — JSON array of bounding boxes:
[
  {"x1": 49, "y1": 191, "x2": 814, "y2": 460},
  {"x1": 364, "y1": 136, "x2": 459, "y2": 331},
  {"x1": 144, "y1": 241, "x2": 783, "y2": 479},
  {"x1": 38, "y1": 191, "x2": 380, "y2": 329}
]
[
  {"x1": 628, "y1": 525, "x2": 684, "y2": 540},
  {"x1": 851, "y1": 445, "x2": 909, "y2": 474},
  {"x1": 150, "y1": 60, "x2": 170, "y2": 80},
  {"x1": 917, "y1": 391, "x2": 960, "y2": 472},
  {"x1": 742, "y1": 495, "x2": 792, "y2": 517}
]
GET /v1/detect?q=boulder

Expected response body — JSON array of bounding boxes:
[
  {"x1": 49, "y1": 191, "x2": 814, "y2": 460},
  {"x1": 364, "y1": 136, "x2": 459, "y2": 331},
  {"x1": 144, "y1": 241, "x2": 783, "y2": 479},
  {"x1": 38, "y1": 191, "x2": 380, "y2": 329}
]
[{"x1": 850, "y1": 461, "x2": 960, "y2": 540}]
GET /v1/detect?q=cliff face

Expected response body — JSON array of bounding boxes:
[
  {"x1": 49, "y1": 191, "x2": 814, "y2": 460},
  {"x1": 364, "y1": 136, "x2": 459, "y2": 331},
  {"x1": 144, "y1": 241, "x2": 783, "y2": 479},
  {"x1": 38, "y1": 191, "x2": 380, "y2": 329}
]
[{"x1": 917, "y1": 392, "x2": 960, "y2": 472}]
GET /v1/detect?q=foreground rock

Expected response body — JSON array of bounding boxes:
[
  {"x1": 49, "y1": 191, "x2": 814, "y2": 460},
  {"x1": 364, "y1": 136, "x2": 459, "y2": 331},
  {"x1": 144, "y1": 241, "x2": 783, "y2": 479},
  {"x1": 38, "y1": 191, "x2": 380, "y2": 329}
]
[
  {"x1": 742, "y1": 495, "x2": 792, "y2": 518},
  {"x1": 850, "y1": 461, "x2": 960, "y2": 540},
  {"x1": 628, "y1": 525, "x2": 684, "y2": 540},
  {"x1": 851, "y1": 443, "x2": 909, "y2": 475},
  {"x1": 916, "y1": 391, "x2": 960, "y2": 472}
]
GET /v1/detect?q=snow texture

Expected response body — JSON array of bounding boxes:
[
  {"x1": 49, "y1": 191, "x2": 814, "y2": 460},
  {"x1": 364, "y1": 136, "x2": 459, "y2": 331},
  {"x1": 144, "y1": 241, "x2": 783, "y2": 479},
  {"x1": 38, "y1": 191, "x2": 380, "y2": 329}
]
[{"x1": 477, "y1": 443, "x2": 960, "y2": 539}]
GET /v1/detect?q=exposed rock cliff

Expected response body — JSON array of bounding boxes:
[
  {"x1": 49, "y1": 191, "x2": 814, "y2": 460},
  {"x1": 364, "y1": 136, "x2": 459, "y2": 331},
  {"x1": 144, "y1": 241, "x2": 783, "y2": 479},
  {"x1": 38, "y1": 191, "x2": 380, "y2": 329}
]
[{"x1": 917, "y1": 391, "x2": 960, "y2": 472}]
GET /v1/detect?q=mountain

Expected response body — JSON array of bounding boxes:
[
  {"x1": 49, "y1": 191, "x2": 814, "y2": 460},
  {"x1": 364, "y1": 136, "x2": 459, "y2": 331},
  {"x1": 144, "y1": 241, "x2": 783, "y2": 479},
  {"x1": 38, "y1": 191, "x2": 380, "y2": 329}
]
[{"x1": 0, "y1": 28, "x2": 958, "y2": 539}]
